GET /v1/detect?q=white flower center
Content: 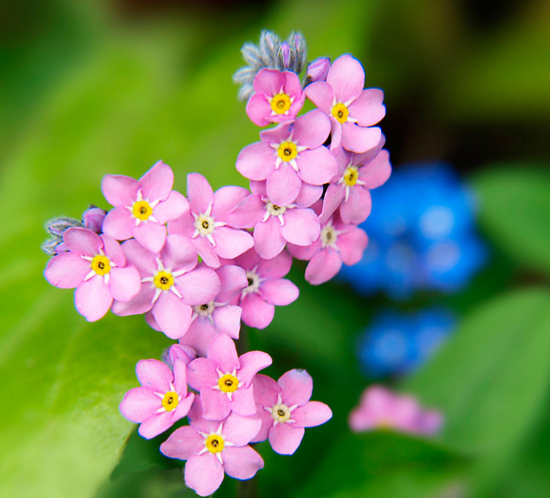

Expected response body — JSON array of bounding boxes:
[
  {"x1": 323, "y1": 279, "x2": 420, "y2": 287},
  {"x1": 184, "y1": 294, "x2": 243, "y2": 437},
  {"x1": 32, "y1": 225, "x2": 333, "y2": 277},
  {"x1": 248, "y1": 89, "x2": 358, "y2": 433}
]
[
  {"x1": 266, "y1": 202, "x2": 287, "y2": 217},
  {"x1": 193, "y1": 301, "x2": 215, "y2": 317},
  {"x1": 244, "y1": 271, "x2": 261, "y2": 294},
  {"x1": 195, "y1": 214, "x2": 215, "y2": 235},
  {"x1": 271, "y1": 403, "x2": 292, "y2": 423},
  {"x1": 320, "y1": 225, "x2": 338, "y2": 248}
]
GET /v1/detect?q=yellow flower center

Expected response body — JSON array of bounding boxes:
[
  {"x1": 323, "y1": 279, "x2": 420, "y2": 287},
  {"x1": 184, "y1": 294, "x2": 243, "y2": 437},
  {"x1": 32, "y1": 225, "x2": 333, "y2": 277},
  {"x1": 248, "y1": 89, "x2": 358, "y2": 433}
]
[
  {"x1": 271, "y1": 93, "x2": 292, "y2": 114},
  {"x1": 205, "y1": 434, "x2": 225, "y2": 454},
  {"x1": 343, "y1": 166, "x2": 359, "y2": 186},
  {"x1": 91, "y1": 255, "x2": 111, "y2": 276},
  {"x1": 277, "y1": 141, "x2": 298, "y2": 162},
  {"x1": 132, "y1": 200, "x2": 153, "y2": 221},
  {"x1": 331, "y1": 103, "x2": 349, "y2": 124},
  {"x1": 162, "y1": 391, "x2": 179, "y2": 411},
  {"x1": 218, "y1": 374, "x2": 239, "y2": 393},
  {"x1": 154, "y1": 271, "x2": 174, "y2": 290}
]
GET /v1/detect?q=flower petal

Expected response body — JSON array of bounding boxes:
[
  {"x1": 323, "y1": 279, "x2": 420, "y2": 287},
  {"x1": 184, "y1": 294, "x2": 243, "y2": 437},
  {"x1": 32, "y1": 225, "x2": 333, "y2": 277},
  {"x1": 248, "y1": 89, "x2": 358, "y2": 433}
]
[
  {"x1": 279, "y1": 369, "x2": 313, "y2": 407},
  {"x1": 180, "y1": 318, "x2": 218, "y2": 358},
  {"x1": 240, "y1": 293, "x2": 275, "y2": 330},
  {"x1": 102, "y1": 174, "x2": 138, "y2": 207},
  {"x1": 160, "y1": 426, "x2": 205, "y2": 461},
  {"x1": 238, "y1": 351, "x2": 273, "y2": 385},
  {"x1": 292, "y1": 109, "x2": 331, "y2": 149},
  {"x1": 75, "y1": 276, "x2": 113, "y2": 321},
  {"x1": 256, "y1": 249, "x2": 292, "y2": 279},
  {"x1": 305, "y1": 248, "x2": 342, "y2": 285},
  {"x1": 152, "y1": 291, "x2": 192, "y2": 339},
  {"x1": 327, "y1": 54, "x2": 365, "y2": 103},
  {"x1": 122, "y1": 239, "x2": 157, "y2": 276},
  {"x1": 260, "y1": 279, "x2": 299, "y2": 306},
  {"x1": 119, "y1": 387, "x2": 160, "y2": 423},
  {"x1": 341, "y1": 123, "x2": 382, "y2": 154},
  {"x1": 292, "y1": 401, "x2": 333, "y2": 428},
  {"x1": 269, "y1": 423, "x2": 305, "y2": 455},
  {"x1": 111, "y1": 286, "x2": 155, "y2": 316},
  {"x1": 138, "y1": 411, "x2": 174, "y2": 439},
  {"x1": 226, "y1": 194, "x2": 265, "y2": 229},
  {"x1": 246, "y1": 93, "x2": 271, "y2": 127},
  {"x1": 304, "y1": 81, "x2": 334, "y2": 114},
  {"x1": 236, "y1": 142, "x2": 275, "y2": 181},
  {"x1": 338, "y1": 227, "x2": 369, "y2": 266},
  {"x1": 213, "y1": 186, "x2": 251, "y2": 220},
  {"x1": 213, "y1": 306, "x2": 242, "y2": 339},
  {"x1": 63, "y1": 227, "x2": 102, "y2": 256},
  {"x1": 348, "y1": 88, "x2": 386, "y2": 127},
  {"x1": 185, "y1": 453, "x2": 224, "y2": 497},
  {"x1": 109, "y1": 266, "x2": 141, "y2": 302},
  {"x1": 222, "y1": 446, "x2": 264, "y2": 480},
  {"x1": 140, "y1": 160, "x2": 174, "y2": 201},
  {"x1": 154, "y1": 190, "x2": 189, "y2": 224},
  {"x1": 187, "y1": 173, "x2": 214, "y2": 215},
  {"x1": 199, "y1": 385, "x2": 231, "y2": 421},
  {"x1": 296, "y1": 147, "x2": 337, "y2": 186},
  {"x1": 294, "y1": 183, "x2": 323, "y2": 208},
  {"x1": 213, "y1": 226, "x2": 254, "y2": 260},
  {"x1": 209, "y1": 333, "x2": 240, "y2": 373},
  {"x1": 280, "y1": 208, "x2": 320, "y2": 246},
  {"x1": 254, "y1": 217, "x2": 286, "y2": 260},
  {"x1": 44, "y1": 252, "x2": 90, "y2": 289},
  {"x1": 340, "y1": 186, "x2": 372, "y2": 225},
  {"x1": 216, "y1": 265, "x2": 248, "y2": 303},
  {"x1": 176, "y1": 265, "x2": 221, "y2": 306},
  {"x1": 359, "y1": 149, "x2": 392, "y2": 189},
  {"x1": 132, "y1": 222, "x2": 167, "y2": 254},
  {"x1": 161, "y1": 234, "x2": 197, "y2": 274},
  {"x1": 187, "y1": 358, "x2": 218, "y2": 391},
  {"x1": 230, "y1": 384, "x2": 258, "y2": 417},
  {"x1": 102, "y1": 207, "x2": 134, "y2": 241},
  {"x1": 136, "y1": 359, "x2": 173, "y2": 392}
]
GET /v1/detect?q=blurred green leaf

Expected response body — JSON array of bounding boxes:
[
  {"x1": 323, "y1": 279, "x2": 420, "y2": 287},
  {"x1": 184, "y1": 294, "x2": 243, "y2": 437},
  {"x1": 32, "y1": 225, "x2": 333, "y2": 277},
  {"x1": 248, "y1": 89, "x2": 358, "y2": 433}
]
[
  {"x1": 291, "y1": 431, "x2": 465, "y2": 498},
  {"x1": 405, "y1": 288, "x2": 550, "y2": 495},
  {"x1": 472, "y1": 166, "x2": 550, "y2": 276}
]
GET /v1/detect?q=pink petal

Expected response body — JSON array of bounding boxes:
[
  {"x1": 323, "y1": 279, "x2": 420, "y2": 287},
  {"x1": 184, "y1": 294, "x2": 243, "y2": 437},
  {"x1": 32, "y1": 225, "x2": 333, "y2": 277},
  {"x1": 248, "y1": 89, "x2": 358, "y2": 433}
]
[
  {"x1": 359, "y1": 149, "x2": 392, "y2": 189},
  {"x1": 213, "y1": 306, "x2": 242, "y2": 339},
  {"x1": 234, "y1": 247, "x2": 261, "y2": 271},
  {"x1": 213, "y1": 226, "x2": 254, "y2": 260},
  {"x1": 246, "y1": 93, "x2": 271, "y2": 127},
  {"x1": 230, "y1": 385, "x2": 258, "y2": 417},
  {"x1": 287, "y1": 240, "x2": 321, "y2": 262},
  {"x1": 191, "y1": 236, "x2": 221, "y2": 269},
  {"x1": 138, "y1": 411, "x2": 174, "y2": 439},
  {"x1": 348, "y1": 88, "x2": 386, "y2": 127},
  {"x1": 199, "y1": 385, "x2": 231, "y2": 420},
  {"x1": 177, "y1": 265, "x2": 221, "y2": 306},
  {"x1": 294, "y1": 183, "x2": 323, "y2": 208},
  {"x1": 267, "y1": 163, "x2": 302, "y2": 206},
  {"x1": 45, "y1": 252, "x2": 90, "y2": 289},
  {"x1": 132, "y1": 222, "x2": 166, "y2": 254},
  {"x1": 187, "y1": 358, "x2": 219, "y2": 391},
  {"x1": 253, "y1": 68, "x2": 285, "y2": 96},
  {"x1": 136, "y1": 359, "x2": 173, "y2": 391},
  {"x1": 174, "y1": 392, "x2": 195, "y2": 421},
  {"x1": 145, "y1": 310, "x2": 161, "y2": 330},
  {"x1": 100, "y1": 234, "x2": 126, "y2": 266},
  {"x1": 111, "y1": 286, "x2": 155, "y2": 316},
  {"x1": 168, "y1": 344, "x2": 197, "y2": 367},
  {"x1": 216, "y1": 265, "x2": 247, "y2": 302},
  {"x1": 269, "y1": 423, "x2": 305, "y2": 455},
  {"x1": 213, "y1": 186, "x2": 250, "y2": 220},
  {"x1": 238, "y1": 351, "x2": 273, "y2": 385},
  {"x1": 236, "y1": 142, "x2": 275, "y2": 181},
  {"x1": 259, "y1": 121, "x2": 292, "y2": 145},
  {"x1": 340, "y1": 186, "x2": 372, "y2": 225},
  {"x1": 257, "y1": 249, "x2": 292, "y2": 279},
  {"x1": 292, "y1": 109, "x2": 331, "y2": 148},
  {"x1": 341, "y1": 123, "x2": 382, "y2": 154},
  {"x1": 330, "y1": 119, "x2": 343, "y2": 151},
  {"x1": 226, "y1": 194, "x2": 265, "y2": 229},
  {"x1": 223, "y1": 446, "x2": 264, "y2": 480},
  {"x1": 187, "y1": 173, "x2": 214, "y2": 215},
  {"x1": 327, "y1": 54, "x2": 365, "y2": 103},
  {"x1": 280, "y1": 208, "x2": 320, "y2": 246},
  {"x1": 152, "y1": 291, "x2": 192, "y2": 339},
  {"x1": 167, "y1": 211, "x2": 195, "y2": 238},
  {"x1": 321, "y1": 184, "x2": 345, "y2": 223},
  {"x1": 251, "y1": 406, "x2": 275, "y2": 443},
  {"x1": 185, "y1": 453, "x2": 224, "y2": 497},
  {"x1": 260, "y1": 279, "x2": 299, "y2": 306},
  {"x1": 279, "y1": 369, "x2": 313, "y2": 407},
  {"x1": 305, "y1": 248, "x2": 342, "y2": 285},
  {"x1": 339, "y1": 228, "x2": 369, "y2": 265},
  {"x1": 292, "y1": 401, "x2": 333, "y2": 428},
  {"x1": 187, "y1": 400, "x2": 221, "y2": 434},
  {"x1": 102, "y1": 207, "x2": 134, "y2": 241},
  {"x1": 180, "y1": 318, "x2": 218, "y2": 358},
  {"x1": 252, "y1": 374, "x2": 281, "y2": 410},
  {"x1": 139, "y1": 160, "x2": 174, "y2": 202},
  {"x1": 102, "y1": 174, "x2": 139, "y2": 207},
  {"x1": 240, "y1": 293, "x2": 275, "y2": 329},
  {"x1": 161, "y1": 234, "x2": 197, "y2": 273},
  {"x1": 121, "y1": 239, "x2": 157, "y2": 277},
  {"x1": 119, "y1": 387, "x2": 160, "y2": 423},
  {"x1": 109, "y1": 266, "x2": 141, "y2": 302},
  {"x1": 173, "y1": 358, "x2": 189, "y2": 395},
  {"x1": 296, "y1": 147, "x2": 337, "y2": 186},
  {"x1": 63, "y1": 227, "x2": 102, "y2": 256},
  {"x1": 75, "y1": 276, "x2": 113, "y2": 321},
  {"x1": 305, "y1": 81, "x2": 334, "y2": 114},
  {"x1": 154, "y1": 191, "x2": 189, "y2": 224},
  {"x1": 160, "y1": 426, "x2": 205, "y2": 461},
  {"x1": 254, "y1": 217, "x2": 286, "y2": 260},
  {"x1": 283, "y1": 70, "x2": 303, "y2": 99},
  {"x1": 209, "y1": 333, "x2": 240, "y2": 373}
]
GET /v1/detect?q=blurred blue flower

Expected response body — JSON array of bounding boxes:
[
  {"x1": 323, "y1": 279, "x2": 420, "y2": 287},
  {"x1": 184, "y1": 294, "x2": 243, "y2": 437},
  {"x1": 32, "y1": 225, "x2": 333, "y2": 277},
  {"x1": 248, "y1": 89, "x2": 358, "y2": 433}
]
[
  {"x1": 339, "y1": 164, "x2": 488, "y2": 299},
  {"x1": 358, "y1": 308, "x2": 456, "y2": 378}
]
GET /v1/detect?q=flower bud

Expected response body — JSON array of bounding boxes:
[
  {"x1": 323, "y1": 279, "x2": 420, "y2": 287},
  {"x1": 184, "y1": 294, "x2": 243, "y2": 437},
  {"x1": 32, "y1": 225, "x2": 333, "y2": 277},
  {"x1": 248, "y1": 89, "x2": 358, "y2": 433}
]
[
  {"x1": 306, "y1": 57, "x2": 331, "y2": 84},
  {"x1": 83, "y1": 206, "x2": 106, "y2": 233}
]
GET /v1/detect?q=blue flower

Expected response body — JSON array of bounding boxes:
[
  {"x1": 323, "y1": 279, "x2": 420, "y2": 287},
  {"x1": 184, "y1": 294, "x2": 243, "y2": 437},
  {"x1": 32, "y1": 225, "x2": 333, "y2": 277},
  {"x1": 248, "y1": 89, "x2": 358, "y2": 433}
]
[
  {"x1": 357, "y1": 308, "x2": 456, "y2": 378},
  {"x1": 339, "y1": 163, "x2": 488, "y2": 299}
]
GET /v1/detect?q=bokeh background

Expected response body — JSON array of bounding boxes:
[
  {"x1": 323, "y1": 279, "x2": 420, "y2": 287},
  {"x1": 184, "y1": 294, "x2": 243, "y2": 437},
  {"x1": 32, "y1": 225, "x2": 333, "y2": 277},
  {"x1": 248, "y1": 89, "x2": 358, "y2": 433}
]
[{"x1": 1, "y1": 0, "x2": 549, "y2": 496}]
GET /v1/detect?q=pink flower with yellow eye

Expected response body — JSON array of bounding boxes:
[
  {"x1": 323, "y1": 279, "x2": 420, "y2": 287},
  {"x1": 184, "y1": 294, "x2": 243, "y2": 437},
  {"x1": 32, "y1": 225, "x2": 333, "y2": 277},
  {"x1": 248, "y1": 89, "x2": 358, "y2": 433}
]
[
  {"x1": 102, "y1": 160, "x2": 187, "y2": 254},
  {"x1": 306, "y1": 54, "x2": 386, "y2": 153},
  {"x1": 246, "y1": 68, "x2": 305, "y2": 127},
  {"x1": 120, "y1": 359, "x2": 194, "y2": 439}
]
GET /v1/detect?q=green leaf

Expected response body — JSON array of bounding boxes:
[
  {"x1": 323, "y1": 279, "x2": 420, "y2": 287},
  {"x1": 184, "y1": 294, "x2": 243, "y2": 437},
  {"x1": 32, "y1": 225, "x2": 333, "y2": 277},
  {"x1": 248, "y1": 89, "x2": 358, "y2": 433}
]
[
  {"x1": 405, "y1": 288, "x2": 550, "y2": 494},
  {"x1": 472, "y1": 166, "x2": 550, "y2": 276}
]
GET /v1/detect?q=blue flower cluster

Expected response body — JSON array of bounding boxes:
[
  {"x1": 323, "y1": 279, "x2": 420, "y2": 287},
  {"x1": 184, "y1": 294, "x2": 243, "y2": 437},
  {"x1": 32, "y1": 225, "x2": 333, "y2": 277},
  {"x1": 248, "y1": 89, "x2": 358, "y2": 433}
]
[
  {"x1": 339, "y1": 164, "x2": 487, "y2": 299},
  {"x1": 357, "y1": 308, "x2": 456, "y2": 378}
]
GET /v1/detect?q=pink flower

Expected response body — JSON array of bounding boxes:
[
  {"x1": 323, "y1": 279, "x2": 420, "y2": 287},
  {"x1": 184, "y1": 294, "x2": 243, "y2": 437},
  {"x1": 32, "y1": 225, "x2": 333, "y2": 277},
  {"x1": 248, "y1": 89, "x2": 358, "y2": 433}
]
[
  {"x1": 322, "y1": 138, "x2": 392, "y2": 224},
  {"x1": 251, "y1": 370, "x2": 332, "y2": 455},
  {"x1": 161, "y1": 401, "x2": 263, "y2": 497},
  {"x1": 187, "y1": 334, "x2": 272, "y2": 420},
  {"x1": 112, "y1": 235, "x2": 221, "y2": 340},
  {"x1": 236, "y1": 110, "x2": 337, "y2": 206},
  {"x1": 246, "y1": 68, "x2": 306, "y2": 127},
  {"x1": 305, "y1": 57, "x2": 331, "y2": 83},
  {"x1": 227, "y1": 180, "x2": 321, "y2": 260},
  {"x1": 120, "y1": 359, "x2": 194, "y2": 439},
  {"x1": 288, "y1": 204, "x2": 368, "y2": 285},
  {"x1": 162, "y1": 344, "x2": 197, "y2": 369},
  {"x1": 349, "y1": 385, "x2": 443, "y2": 435},
  {"x1": 45, "y1": 227, "x2": 141, "y2": 321},
  {"x1": 179, "y1": 265, "x2": 248, "y2": 357},
  {"x1": 305, "y1": 55, "x2": 386, "y2": 153},
  {"x1": 168, "y1": 173, "x2": 254, "y2": 269},
  {"x1": 102, "y1": 160, "x2": 187, "y2": 253},
  {"x1": 82, "y1": 206, "x2": 107, "y2": 233},
  {"x1": 231, "y1": 248, "x2": 299, "y2": 329}
]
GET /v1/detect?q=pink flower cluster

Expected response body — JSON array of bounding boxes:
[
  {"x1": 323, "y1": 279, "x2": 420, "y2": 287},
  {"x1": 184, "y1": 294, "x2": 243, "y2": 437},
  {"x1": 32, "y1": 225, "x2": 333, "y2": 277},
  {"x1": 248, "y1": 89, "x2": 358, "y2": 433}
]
[
  {"x1": 43, "y1": 38, "x2": 392, "y2": 496},
  {"x1": 349, "y1": 385, "x2": 443, "y2": 436}
]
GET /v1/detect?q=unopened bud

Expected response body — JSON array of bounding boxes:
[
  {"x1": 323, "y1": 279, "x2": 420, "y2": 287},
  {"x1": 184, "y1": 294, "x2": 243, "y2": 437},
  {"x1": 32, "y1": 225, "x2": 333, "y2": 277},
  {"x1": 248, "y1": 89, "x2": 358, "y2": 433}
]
[{"x1": 306, "y1": 57, "x2": 331, "y2": 84}]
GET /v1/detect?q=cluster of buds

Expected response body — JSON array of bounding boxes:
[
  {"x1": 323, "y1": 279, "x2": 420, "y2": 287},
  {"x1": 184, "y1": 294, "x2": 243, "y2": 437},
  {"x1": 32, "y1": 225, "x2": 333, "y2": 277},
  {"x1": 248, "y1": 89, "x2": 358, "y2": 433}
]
[{"x1": 42, "y1": 30, "x2": 391, "y2": 496}]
